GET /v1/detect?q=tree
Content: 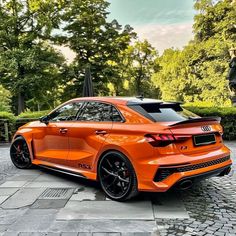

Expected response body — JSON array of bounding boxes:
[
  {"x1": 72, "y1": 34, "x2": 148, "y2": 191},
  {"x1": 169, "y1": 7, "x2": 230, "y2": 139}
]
[
  {"x1": 193, "y1": 0, "x2": 236, "y2": 43},
  {"x1": 122, "y1": 40, "x2": 160, "y2": 96},
  {"x1": 0, "y1": 0, "x2": 66, "y2": 114},
  {"x1": 0, "y1": 85, "x2": 11, "y2": 112},
  {"x1": 60, "y1": 0, "x2": 136, "y2": 98},
  {"x1": 152, "y1": 0, "x2": 234, "y2": 107}
]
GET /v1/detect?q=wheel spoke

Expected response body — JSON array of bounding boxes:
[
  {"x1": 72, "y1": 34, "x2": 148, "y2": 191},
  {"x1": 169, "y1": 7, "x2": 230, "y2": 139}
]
[
  {"x1": 102, "y1": 166, "x2": 115, "y2": 176},
  {"x1": 119, "y1": 181, "x2": 125, "y2": 192},
  {"x1": 106, "y1": 159, "x2": 113, "y2": 169},
  {"x1": 12, "y1": 145, "x2": 19, "y2": 152},
  {"x1": 106, "y1": 176, "x2": 118, "y2": 190},
  {"x1": 118, "y1": 176, "x2": 129, "y2": 183}
]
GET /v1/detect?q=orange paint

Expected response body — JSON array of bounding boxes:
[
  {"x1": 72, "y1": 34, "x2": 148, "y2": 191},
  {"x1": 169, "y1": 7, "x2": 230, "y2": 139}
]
[{"x1": 12, "y1": 97, "x2": 232, "y2": 192}]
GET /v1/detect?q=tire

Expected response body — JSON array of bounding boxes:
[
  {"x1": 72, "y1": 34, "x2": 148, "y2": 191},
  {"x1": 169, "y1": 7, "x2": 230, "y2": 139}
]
[
  {"x1": 10, "y1": 137, "x2": 32, "y2": 169},
  {"x1": 98, "y1": 151, "x2": 138, "y2": 201}
]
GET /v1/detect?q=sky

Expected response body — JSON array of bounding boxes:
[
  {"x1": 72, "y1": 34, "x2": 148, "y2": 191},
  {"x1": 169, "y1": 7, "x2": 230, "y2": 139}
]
[
  {"x1": 59, "y1": 0, "x2": 196, "y2": 62},
  {"x1": 107, "y1": 0, "x2": 195, "y2": 54}
]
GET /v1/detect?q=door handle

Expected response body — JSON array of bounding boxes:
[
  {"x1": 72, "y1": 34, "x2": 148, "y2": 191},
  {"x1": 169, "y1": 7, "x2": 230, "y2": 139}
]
[
  {"x1": 59, "y1": 128, "x2": 68, "y2": 134},
  {"x1": 95, "y1": 130, "x2": 107, "y2": 135}
]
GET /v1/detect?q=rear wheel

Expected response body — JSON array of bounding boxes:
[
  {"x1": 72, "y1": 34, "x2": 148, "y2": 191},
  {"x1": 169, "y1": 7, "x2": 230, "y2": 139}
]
[
  {"x1": 98, "y1": 151, "x2": 138, "y2": 201},
  {"x1": 10, "y1": 137, "x2": 32, "y2": 169}
]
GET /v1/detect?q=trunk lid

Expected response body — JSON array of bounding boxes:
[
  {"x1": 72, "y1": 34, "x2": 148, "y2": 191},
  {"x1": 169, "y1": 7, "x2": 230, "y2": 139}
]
[{"x1": 167, "y1": 117, "x2": 223, "y2": 154}]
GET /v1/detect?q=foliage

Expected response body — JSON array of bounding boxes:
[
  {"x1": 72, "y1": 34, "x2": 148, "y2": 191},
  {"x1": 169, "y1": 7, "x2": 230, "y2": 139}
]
[
  {"x1": 0, "y1": 111, "x2": 16, "y2": 122},
  {"x1": 0, "y1": 85, "x2": 12, "y2": 112},
  {"x1": 186, "y1": 106, "x2": 236, "y2": 140},
  {"x1": 193, "y1": 0, "x2": 236, "y2": 42},
  {"x1": 153, "y1": 0, "x2": 235, "y2": 106},
  {"x1": 0, "y1": 111, "x2": 16, "y2": 141},
  {"x1": 111, "y1": 40, "x2": 160, "y2": 97},
  {"x1": 17, "y1": 110, "x2": 49, "y2": 119},
  {"x1": 59, "y1": 0, "x2": 136, "y2": 100},
  {"x1": 0, "y1": 0, "x2": 67, "y2": 114},
  {"x1": 0, "y1": 0, "x2": 235, "y2": 115}
]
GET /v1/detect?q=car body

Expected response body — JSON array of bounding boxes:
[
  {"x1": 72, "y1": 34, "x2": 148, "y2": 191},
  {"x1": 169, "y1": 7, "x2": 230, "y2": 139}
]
[{"x1": 10, "y1": 97, "x2": 232, "y2": 200}]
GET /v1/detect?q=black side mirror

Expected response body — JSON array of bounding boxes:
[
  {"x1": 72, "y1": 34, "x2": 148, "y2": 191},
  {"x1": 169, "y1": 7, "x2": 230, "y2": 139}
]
[{"x1": 39, "y1": 115, "x2": 50, "y2": 125}]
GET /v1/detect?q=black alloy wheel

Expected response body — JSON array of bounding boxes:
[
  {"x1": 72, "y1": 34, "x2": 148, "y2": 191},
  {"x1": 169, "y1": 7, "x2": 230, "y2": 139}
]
[
  {"x1": 10, "y1": 137, "x2": 32, "y2": 169},
  {"x1": 98, "y1": 151, "x2": 138, "y2": 201}
]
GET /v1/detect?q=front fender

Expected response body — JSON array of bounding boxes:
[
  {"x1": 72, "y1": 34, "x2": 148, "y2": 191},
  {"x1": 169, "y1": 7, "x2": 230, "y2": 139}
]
[{"x1": 12, "y1": 128, "x2": 34, "y2": 161}]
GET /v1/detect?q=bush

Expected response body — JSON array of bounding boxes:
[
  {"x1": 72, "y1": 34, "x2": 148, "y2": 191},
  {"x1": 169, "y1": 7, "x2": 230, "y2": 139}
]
[
  {"x1": 186, "y1": 106, "x2": 236, "y2": 140},
  {"x1": 16, "y1": 110, "x2": 50, "y2": 130},
  {"x1": 0, "y1": 112, "x2": 16, "y2": 141},
  {"x1": 17, "y1": 110, "x2": 50, "y2": 119}
]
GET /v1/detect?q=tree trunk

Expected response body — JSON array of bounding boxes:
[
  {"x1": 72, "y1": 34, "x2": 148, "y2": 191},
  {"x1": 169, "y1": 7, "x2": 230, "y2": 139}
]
[
  {"x1": 136, "y1": 77, "x2": 142, "y2": 96},
  {"x1": 17, "y1": 93, "x2": 25, "y2": 115}
]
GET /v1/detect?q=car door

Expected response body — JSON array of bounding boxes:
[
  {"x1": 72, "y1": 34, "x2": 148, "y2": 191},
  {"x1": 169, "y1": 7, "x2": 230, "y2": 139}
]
[
  {"x1": 33, "y1": 102, "x2": 84, "y2": 166},
  {"x1": 68, "y1": 101, "x2": 114, "y2": 171}
]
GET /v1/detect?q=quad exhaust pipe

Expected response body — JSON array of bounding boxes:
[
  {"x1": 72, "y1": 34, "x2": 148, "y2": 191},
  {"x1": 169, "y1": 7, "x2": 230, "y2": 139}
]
[{"x1": 178, "y1": 179, "x2": 193, "y2": 190}]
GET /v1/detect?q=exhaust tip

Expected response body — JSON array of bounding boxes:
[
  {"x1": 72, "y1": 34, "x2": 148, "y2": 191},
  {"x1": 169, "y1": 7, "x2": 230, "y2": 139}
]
[
  {"x1": 178, "y1": 180, "x2": 193, "y2": 190},
  {"x1": 219, "y1": 167, "x2": 231, "y2": 176}
]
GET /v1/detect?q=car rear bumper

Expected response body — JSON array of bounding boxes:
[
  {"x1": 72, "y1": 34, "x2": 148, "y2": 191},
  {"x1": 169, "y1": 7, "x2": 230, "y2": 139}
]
[
  {"x1": 174, "y1": 165, "x2": 231, "y2": 190},
  {"x1": 137, "y1": 148, "x2": 232, "y2": 192}
]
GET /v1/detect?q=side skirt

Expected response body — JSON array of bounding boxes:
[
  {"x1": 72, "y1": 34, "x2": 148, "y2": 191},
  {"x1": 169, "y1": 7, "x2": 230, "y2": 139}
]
[
  {"x1": 32, "y1": 159, "x2": 97, "y2": 180},
  {"x1": 38, "y1": 164, "x2": 87, "y2": 179}
]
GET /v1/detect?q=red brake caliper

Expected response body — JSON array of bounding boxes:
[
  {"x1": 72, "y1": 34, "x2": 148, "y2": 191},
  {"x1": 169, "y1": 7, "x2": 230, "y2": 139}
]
[{"x1": 17, "y1": 144, "x2": 21, "y2": 154}]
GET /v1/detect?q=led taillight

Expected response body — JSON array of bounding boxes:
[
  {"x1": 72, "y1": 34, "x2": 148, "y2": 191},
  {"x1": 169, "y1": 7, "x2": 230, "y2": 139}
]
[
  {"x1": 145, "y1": 134, "x2": 191, "y2": 147},
  {"x1": 144, "y1": 134, "x2": 175, "y2": 147},
  {"x1": 153, "y1": 134, "x2": 175, "y2": 141},
  {"x1": 174, "y1": 134, "x2": 191, "y2": 141}
]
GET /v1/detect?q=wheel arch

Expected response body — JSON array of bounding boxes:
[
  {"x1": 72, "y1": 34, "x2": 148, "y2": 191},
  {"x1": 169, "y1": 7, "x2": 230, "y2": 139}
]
[
  {"x1": 12, "y1": 133, "x2": 34, "y2": 161},
  {"x1": 96, "y1": 148, "x2": 135, "y2": 181}
]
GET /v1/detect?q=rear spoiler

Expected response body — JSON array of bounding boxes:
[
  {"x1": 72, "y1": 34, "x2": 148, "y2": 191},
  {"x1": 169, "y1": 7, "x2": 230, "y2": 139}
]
[{"x1": 169, "y1": 117, "x2": 221, "y2": 127}]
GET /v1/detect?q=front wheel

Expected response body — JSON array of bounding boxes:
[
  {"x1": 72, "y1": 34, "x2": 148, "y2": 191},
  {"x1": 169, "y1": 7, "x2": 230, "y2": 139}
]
[
  {"x1": 10, "y1": 137, "x2": 32, "y2": 169},
  {"x1": 98, "y1": 151, "x2": 138, "y2": 201}
]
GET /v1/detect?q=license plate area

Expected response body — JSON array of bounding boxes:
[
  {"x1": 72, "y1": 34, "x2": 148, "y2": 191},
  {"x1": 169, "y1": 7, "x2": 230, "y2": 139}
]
[{"x1": 193, "y1": 134, "x2": 216, "y2": 146}]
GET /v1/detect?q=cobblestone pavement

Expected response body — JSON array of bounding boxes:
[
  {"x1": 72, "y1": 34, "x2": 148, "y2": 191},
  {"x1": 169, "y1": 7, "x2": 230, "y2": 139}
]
[{"x1": 0, "y1": 142, "x2": 235, "y2": 236}]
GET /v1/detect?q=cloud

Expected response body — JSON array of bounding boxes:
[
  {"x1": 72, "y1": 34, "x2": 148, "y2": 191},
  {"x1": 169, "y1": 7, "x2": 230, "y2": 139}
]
[
  {"x1": 53, "y1": 23, "x2": 194, "y2": 62},
  {"x1": 134, "y1": 23, "x2": 193, "y2": 54}
]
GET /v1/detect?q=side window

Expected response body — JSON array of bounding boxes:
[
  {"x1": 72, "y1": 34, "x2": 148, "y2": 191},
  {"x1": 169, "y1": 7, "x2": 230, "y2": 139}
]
[
  {"x1": 111, "y1": 106, "x2": 123, "y2": 122},
  {"x1": 49, "y1": 102, "x2": 83, "y2": 122},
  {"x1": 78, "y1": 102, "x2": 112, "y2": 122}
]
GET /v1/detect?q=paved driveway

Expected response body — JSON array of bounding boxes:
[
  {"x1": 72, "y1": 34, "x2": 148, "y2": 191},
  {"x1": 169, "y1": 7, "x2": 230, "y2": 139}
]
[{"x1": 0, "y1": 142, "x2": 235, "y2": 236}]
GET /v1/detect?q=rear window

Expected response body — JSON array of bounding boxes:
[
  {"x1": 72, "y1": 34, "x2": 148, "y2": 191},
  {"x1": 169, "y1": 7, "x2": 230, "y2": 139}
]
[{"x1": 129, "y1": 103, "x2": 199, "y2": 122}]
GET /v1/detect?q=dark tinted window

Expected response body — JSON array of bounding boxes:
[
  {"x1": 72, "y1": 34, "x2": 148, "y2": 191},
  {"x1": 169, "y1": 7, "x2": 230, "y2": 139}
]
[
  {"x1": 78, "y1": 102, "x2": 113, "y2": 122},
  {"x1": 49, "y1": 102, "x2": 83, "y2": 122},
  {"x1": 129, "y1": 103, "x2": 199, "y2": 122},
  {"x1": 111, "y1": 106, "x2": 123, "y2": 122}
]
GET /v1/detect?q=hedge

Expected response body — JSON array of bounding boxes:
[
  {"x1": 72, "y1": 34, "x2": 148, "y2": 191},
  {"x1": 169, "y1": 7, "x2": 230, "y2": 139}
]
[
  {"x1": 17, "y1": 110, "x2": 50, "y2": 119},
  {"x1": 0, "y1": 112, "x2": 16, "y2": 142},
  {"x1": 186, "y1": 107, "x2": 236, "y2": 140},
  {"x1": 0, "y1": 110, "x2": 49, "y2": 142},
  {"x1": 0, "y1": 107, "x2": 236, "y2": 141}
]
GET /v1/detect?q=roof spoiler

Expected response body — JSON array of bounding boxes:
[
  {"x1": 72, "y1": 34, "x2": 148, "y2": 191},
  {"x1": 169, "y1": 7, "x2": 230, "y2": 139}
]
[{"x1": 169, "y1": 117, "x2": 221, "y2": 127}]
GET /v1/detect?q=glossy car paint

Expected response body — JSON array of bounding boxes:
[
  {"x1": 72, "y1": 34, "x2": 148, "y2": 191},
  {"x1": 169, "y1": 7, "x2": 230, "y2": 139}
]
[{"x1": 13, "y1": 97, "x2": 232, "y2": 192}]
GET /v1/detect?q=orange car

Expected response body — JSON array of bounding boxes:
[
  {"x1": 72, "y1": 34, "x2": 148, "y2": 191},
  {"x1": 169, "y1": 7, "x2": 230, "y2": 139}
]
[{"x1": 10, "y1": 97, "x2": 232, "y2": 201}]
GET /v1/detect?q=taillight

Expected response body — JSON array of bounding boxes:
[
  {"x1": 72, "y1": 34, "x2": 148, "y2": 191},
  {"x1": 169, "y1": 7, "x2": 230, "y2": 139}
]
[
  {"x1": 145, "y1": 134, "x2": 191, "y2": 147},
  {"x1": 145, "y1": 134, "x2": 175, "y2": 147}
]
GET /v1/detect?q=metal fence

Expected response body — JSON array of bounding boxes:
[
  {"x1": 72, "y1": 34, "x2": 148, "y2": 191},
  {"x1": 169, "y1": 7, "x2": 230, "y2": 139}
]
[{"x1": 0, "y1": 119, "x2": 10, "y2": 142}]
